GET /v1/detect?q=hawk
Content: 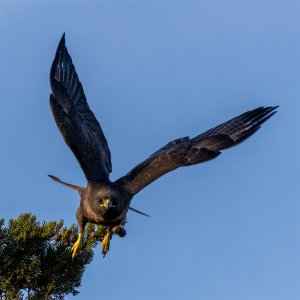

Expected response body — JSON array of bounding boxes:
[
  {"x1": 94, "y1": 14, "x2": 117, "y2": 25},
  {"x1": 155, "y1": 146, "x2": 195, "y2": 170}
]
[{"x1": 49, "y1": 34, "x2": 278, "y2": 257}]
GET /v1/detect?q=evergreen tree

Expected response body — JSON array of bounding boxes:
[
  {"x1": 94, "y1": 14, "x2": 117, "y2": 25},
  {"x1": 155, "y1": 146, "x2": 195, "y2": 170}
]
[{"x1": 0, "y1": 213, "x2": 107, "y2": 300}]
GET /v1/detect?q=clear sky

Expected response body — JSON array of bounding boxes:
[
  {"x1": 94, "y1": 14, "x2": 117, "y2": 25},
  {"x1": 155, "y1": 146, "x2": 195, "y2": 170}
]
[{"x1": 0, "y1": 1, "x2": 299, "y2": 299}]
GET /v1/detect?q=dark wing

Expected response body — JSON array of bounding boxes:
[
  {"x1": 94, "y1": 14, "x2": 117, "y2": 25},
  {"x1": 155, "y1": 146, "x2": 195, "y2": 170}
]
[
  {"x1": 115, "y1": 106, "x2": 278, "y2": 195},
  {"x1": 50, "y1": 34, "x2": 111, "y2": 183}
]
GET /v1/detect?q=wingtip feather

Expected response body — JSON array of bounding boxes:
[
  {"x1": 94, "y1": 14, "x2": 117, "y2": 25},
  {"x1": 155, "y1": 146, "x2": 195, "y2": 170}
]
[
  {"x1": 58, "y1": 33, "x2": 66, "y2": 49},
  {"x1": 48, "y1": 174, "x2": 59, "y2": 182}
]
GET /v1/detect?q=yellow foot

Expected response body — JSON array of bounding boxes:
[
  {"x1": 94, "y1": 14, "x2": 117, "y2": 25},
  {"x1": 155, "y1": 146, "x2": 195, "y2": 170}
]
[
  {"x1": 71, "y1": 233, "x2": 82, "y2": 259},
  {"x1": 102, "y1": 229, "x2": 111, "y2": 257}
]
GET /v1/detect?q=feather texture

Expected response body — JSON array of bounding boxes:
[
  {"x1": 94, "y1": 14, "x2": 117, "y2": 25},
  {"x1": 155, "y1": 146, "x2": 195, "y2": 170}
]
[
  {"x1": 116, "y1": 107, "x2": 278, "y2": 195},
  {"x1": 50, "y1": 34, "x2": 112, "y2": 183}
]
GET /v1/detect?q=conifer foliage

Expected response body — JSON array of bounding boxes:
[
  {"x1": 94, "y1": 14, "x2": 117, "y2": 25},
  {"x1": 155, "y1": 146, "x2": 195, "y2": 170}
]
[{"x1": 0, "y1": 214, "x2": 106, "y2": 300}]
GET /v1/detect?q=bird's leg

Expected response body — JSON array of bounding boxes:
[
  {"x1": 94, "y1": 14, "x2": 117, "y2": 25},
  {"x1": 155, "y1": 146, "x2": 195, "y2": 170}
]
[
  {"x1": 71, "y1": 223, "x2": 86, "y2": 259},
  {"x1": 102, "y1": 227, "x2": 112, "y2": 257}
]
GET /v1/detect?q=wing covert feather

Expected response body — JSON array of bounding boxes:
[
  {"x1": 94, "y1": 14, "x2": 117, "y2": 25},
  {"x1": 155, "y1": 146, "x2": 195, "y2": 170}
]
[{"x1": 115, "y1": 137, "x2": 220, "y2": 195}]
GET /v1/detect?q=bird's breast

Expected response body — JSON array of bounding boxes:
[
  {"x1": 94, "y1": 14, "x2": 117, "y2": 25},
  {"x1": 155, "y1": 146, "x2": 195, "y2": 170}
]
[{"x1": 82, "y1": 202, "x2": 127, "y2": 226}]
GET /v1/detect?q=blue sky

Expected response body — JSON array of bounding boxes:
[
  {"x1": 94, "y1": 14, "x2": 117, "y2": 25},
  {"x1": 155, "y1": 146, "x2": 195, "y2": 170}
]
[{"x1": 0, "y1": 1, "x2": 299, "y2": 299}]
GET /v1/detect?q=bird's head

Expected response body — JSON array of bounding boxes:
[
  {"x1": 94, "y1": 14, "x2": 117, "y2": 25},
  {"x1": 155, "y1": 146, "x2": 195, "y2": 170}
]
[
  {"x1": 85, "y1": 183, "x2": 131, "y2": 222},
  {"x1": 92, "y1": 187, "x2": 125, "y2": 216}
]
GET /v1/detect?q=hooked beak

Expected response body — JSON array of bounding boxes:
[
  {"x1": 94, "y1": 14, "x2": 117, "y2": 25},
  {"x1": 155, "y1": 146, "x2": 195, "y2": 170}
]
[{"x1": 100, "y1": 199, "x2": 113, "y2": 209}]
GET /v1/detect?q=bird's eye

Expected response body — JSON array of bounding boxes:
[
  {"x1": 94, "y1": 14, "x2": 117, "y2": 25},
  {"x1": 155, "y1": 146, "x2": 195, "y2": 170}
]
[{"x1": 111, "y1": 199, "x2": 117, "y2": 206}]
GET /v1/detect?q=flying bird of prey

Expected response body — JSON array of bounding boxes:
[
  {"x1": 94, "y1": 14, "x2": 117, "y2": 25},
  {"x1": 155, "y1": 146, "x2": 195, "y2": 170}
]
[{"x1": 49, "y1": 34, "x2": 278, "y2": 257}]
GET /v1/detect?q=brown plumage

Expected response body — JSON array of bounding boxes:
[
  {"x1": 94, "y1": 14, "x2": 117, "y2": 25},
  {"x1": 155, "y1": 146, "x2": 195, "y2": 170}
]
[{"x1": 49, "y1": 33, "x2": 278, "y2": 257}]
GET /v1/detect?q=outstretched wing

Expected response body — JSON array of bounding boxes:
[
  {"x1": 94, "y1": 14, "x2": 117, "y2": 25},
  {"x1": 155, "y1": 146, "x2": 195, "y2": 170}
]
[
  {"x1": 116, "y1": 106, "x2": 278, "y2": 195},
  {"x1": 50, "y1": 34, "x2": 112, "y2": 183}
]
